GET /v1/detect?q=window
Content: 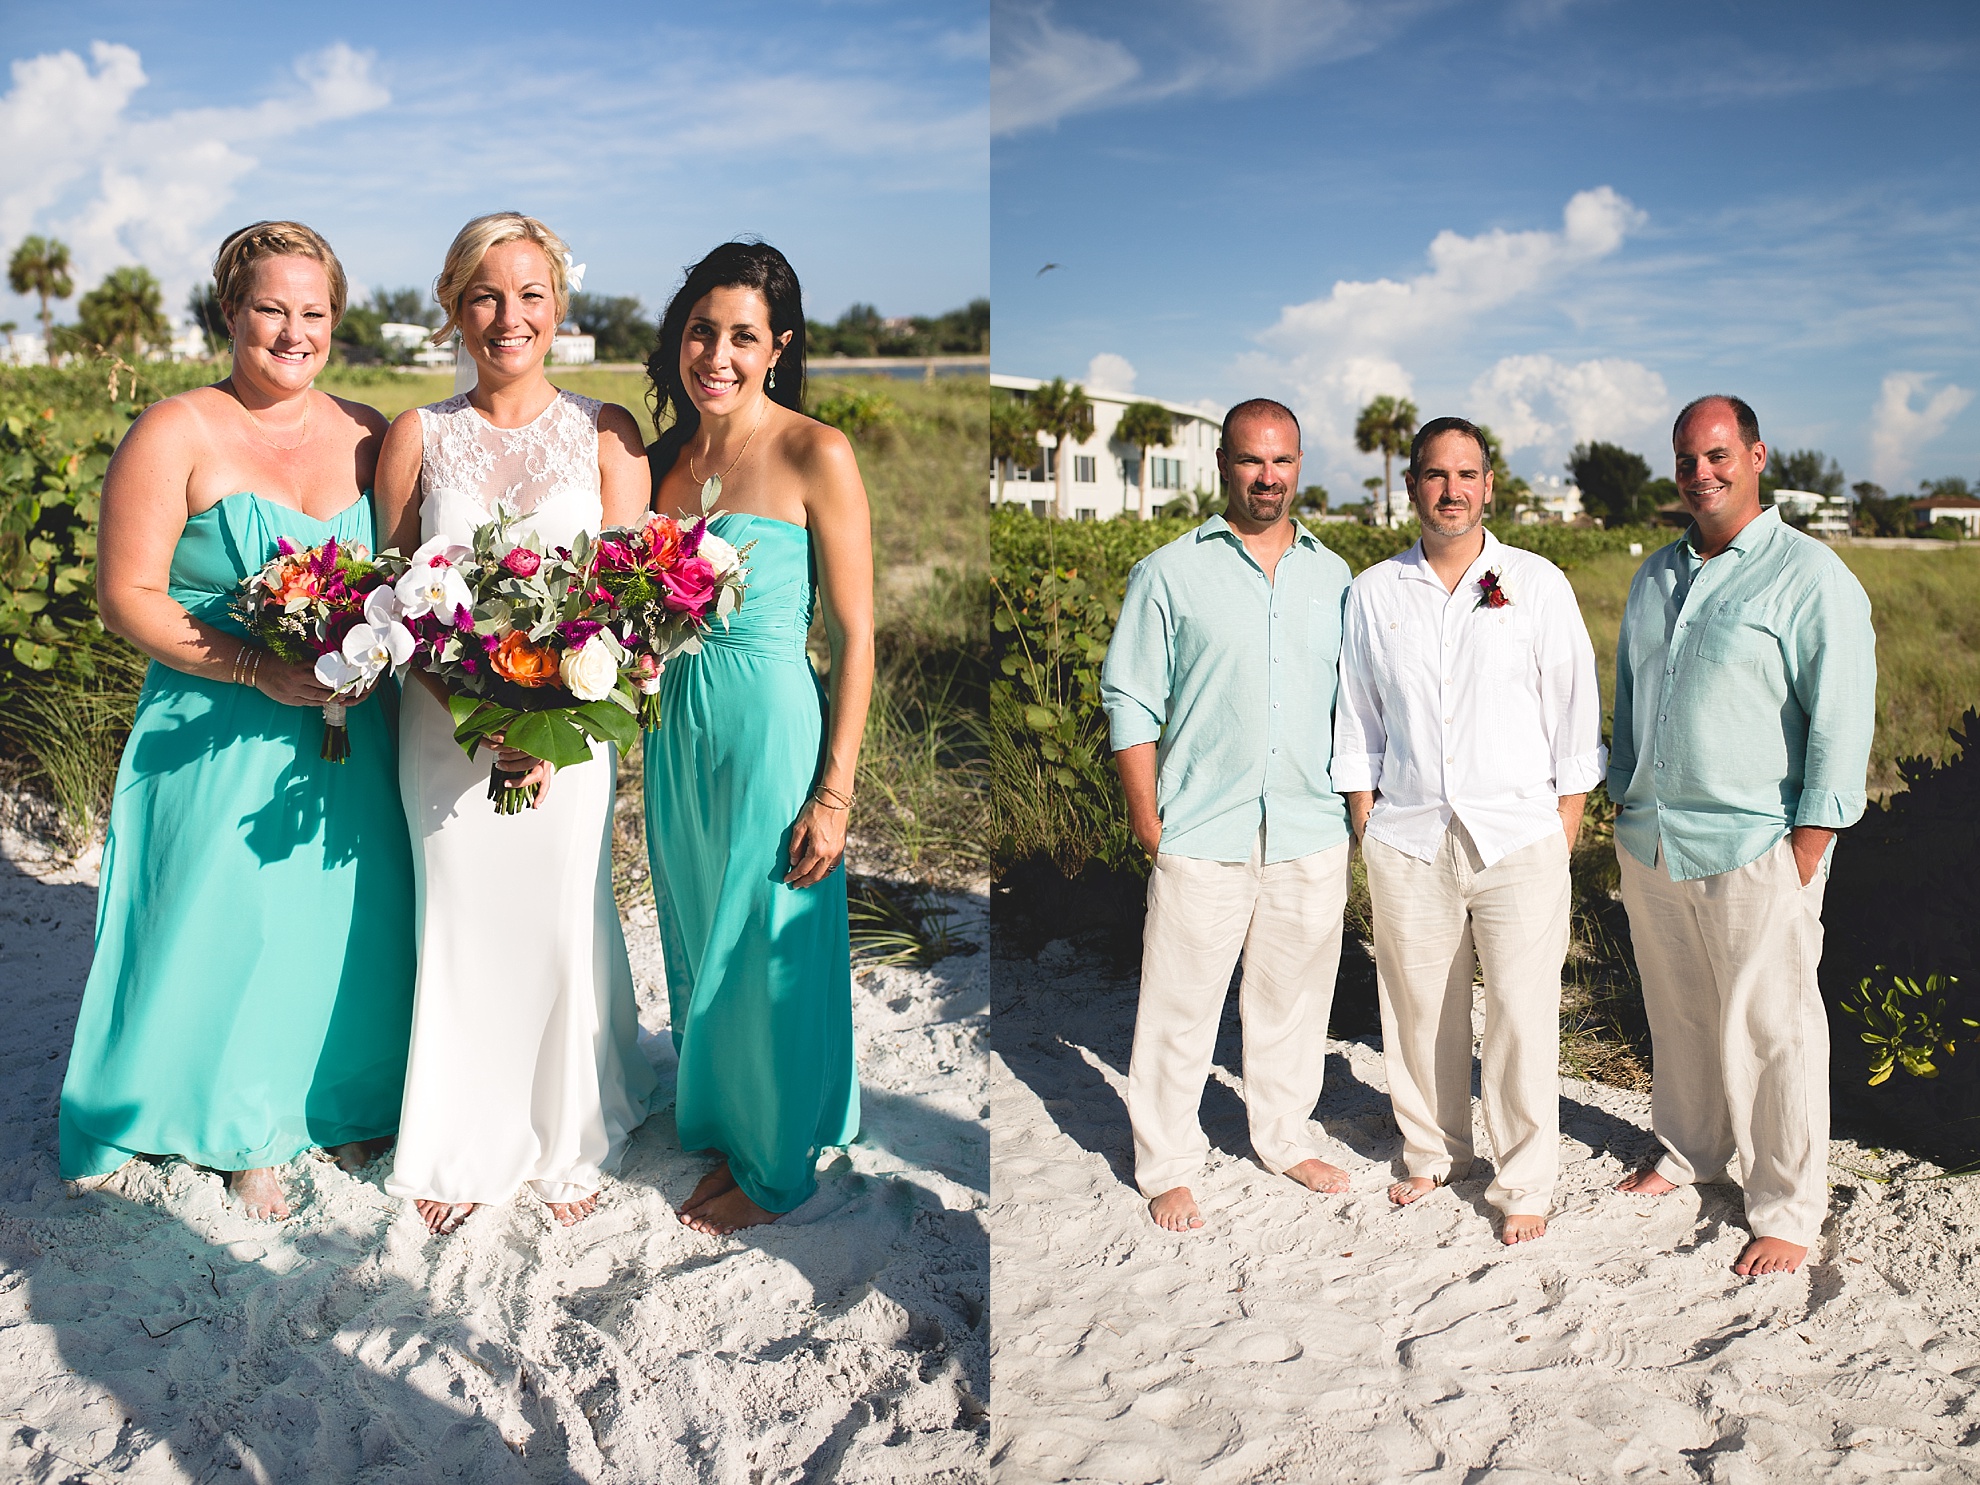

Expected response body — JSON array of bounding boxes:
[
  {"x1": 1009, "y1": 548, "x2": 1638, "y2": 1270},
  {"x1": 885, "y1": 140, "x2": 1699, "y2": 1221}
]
[
  {"x1": 1030, "y1": 499, "x2": 1049, "y2": 518},
  {"x1": 1151, "y1": 457, "x2": 1185, "y2": 490},
  {"x1": 1074, "y1": 455, "x2": 1096, "y2": 484},
  {"x1": 1076, "y1": 508, "x2": 1097, "y2": 522}
]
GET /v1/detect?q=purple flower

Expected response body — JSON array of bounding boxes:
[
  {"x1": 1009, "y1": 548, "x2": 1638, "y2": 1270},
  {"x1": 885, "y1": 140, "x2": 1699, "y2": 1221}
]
[
  {"x1": 559, "y1": 619, "x2": 604, "y2": 647},
  {"x1": 680, "y1": 518, "x2": 705, "y2": 559},
  {"x1": 453, "y1": 606, "x2": 476, "y2": 632},
  {"x1": 275, "y1": 537, "x2": 298, "y2": 556}
]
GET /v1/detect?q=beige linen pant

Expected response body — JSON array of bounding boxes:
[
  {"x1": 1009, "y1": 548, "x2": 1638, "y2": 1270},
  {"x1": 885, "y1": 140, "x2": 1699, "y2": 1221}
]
[
  {"x1": 1126, "y1": 836, "x2": 1351, "y2": 1198},
  {"x1": 1364, "y1": 821, "x2": 1570, "y2": 1217},
  {"x1": 1617, "y1": 836, "x2": 1830, "y2": 1246}
]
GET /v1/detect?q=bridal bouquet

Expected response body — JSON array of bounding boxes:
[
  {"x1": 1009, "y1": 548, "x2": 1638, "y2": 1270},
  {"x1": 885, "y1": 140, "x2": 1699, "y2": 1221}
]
[
  {"x1": 587, "y1": 511, "x2": 752, "y2": 729},
  {"x1": 396, "y1": 523, "x2": 644, "y2": 814},
  {"x1": 234, "y1": 538, "x2": 415, "y2": 761}
]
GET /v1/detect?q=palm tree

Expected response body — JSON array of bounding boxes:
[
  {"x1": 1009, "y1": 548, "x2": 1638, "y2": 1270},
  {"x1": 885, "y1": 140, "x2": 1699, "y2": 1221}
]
[
  {"x1": 1115, "y1": 400, "x2": 1174, "y2": 521},
  {"x1": 990, "y1": 395, "x2": 1039, "y2": 507},
  {"x1": 1027, "y1": 378, "x2": 1094, "y2": 519},
  {"x1": 1354, "y1": 394, "x2": 1418, "y2": 528},
  {"x1": 77, "y1": 266, "x2": 171, "y2": 358},
  {"x1": 187, "y1": 281, "x2": 228, "y2": 356},
  {"x1": 8, "y1": 236, "x2": 75, "y2": 341}
]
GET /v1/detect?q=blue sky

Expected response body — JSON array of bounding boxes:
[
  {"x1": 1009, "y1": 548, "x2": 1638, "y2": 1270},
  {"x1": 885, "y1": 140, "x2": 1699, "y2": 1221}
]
[
  {"x1": 1, "y1": 1, "x2": 987, "y2": 340},
  {"x1": 993, "y1": 0, "x2": 1980, "y2": 498}
]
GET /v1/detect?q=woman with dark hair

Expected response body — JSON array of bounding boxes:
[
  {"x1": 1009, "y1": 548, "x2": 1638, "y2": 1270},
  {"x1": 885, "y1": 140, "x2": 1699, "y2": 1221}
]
[{"x1": 642, "y1": 240, "x2": 874, "y2": 1234}]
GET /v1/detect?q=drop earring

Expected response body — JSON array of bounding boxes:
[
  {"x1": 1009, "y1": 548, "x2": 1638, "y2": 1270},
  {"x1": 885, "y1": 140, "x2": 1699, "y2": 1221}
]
[{"x1": 767, "y1": 362, "x2": 778, "y2": 391}]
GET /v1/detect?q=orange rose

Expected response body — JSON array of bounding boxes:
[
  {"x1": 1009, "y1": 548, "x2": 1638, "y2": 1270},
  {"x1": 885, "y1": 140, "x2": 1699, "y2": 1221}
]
[
  {"x1": 269, "y1": 561, "x2": 320, "y2": 604},
  {"x1": 491, "y1": 630, "x2": 560, "y2": 687},
  {"x1": 643, "y1": 514, "x2": 682, "y2": 570}
]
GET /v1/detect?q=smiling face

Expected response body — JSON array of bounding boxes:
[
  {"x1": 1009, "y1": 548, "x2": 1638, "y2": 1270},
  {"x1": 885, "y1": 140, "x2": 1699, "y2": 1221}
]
[
  {"x1": 1673, "y1": 399, "x2": 1766, "y2": 529},
  {"x1": 1217, "y1": 411, "x2": 1302, "y2": 531},
  {"x1": 679, "y1": 284, "x2": 791, "y2": 417},
  {"x1": 458, "y1": 238, "x2": 558, "y2": 379},
  {"x1": 228, "y1": 255, "x2": 335, "y2": 393},
  {"x1": 1406, "y1": 429, "x2": 1494, "y2": 538}
]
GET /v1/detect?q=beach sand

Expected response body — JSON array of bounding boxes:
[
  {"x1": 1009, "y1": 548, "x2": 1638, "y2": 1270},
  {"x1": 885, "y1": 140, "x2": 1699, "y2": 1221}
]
[
  {"x1": 992, "y1": 936, "x2": 1980, "y2": 1483},
  {"x1": 0, "y1": 807, "x2": 987, "y2": 1483}
]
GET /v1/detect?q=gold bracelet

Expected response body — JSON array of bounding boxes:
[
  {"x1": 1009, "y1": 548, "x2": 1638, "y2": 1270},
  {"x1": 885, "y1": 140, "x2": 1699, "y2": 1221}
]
[
  {"x1": 243, "y1": 648, "x2": 262, "y2": 690},
  {"x1": 231, "y1": 645, "x2": 251, "y2": 686},
  {"x1": 812, "y1": 784, "x2": 854, "y2": 811}
]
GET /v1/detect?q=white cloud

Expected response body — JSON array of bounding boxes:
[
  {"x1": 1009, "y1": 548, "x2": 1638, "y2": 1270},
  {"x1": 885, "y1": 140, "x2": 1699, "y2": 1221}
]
[
  {"x1": 991, "y1": 10, "x2": 1140, "y2": 136},
  {"x1": 1085, "y1": 351, "x2": 1136, "y2": 393},
  {"x1": 1869, "y1": 372, "x2": 1973, "y2": 488},
  {"x1": 1468, "y1": 354, "x2": 1670, "y2": 472},
  {"x1": 1252, "y1": 187, "x2": 1644, "y2": 468},
  {"x1": 0, "y1": 41, "x2": 388, "y2": 319}
]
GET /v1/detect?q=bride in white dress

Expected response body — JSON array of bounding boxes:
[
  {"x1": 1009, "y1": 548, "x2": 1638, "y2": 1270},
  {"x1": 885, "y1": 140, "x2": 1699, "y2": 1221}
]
[{"x1": 374, "y1": 212, "x2": 656, "y2": 1233}]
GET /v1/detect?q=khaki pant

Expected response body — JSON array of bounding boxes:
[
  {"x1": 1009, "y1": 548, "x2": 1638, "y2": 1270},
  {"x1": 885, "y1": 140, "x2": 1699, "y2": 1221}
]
[
  {"x1": 1364, "y1": 822, "x2": 1570, "y2": 1217},
  {"x1": 1126, "y1": 837, "x2": 1351, "y2": 1198},
  {"x1": 1617, "y1": 837, "x2": 1830, "y2": 1246}
]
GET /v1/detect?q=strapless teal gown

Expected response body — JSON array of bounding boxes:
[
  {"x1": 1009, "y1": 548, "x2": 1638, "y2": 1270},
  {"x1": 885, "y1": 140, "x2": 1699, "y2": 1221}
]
[
  {"x1": 59, "y1": 492, "x2": 417, "y2": 1178},
  {"x1": 644, "y1": 513, "x2": 859, "y2": 1213}
]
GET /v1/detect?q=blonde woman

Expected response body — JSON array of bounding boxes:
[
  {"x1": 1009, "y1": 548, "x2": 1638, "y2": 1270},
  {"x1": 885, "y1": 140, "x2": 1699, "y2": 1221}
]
[
  {"x1": 60, "y1": 222, "x2": 416, "y2": 1219},
  {"x1": 376, "y1": 213, "x2": 655, "y2": 1234}
]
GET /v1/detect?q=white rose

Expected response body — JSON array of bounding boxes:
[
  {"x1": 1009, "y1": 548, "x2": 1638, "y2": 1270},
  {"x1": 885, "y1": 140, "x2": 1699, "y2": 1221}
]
[
  {"x1": 697, "y1": 531, "x2": 740, "y2": 578},
  {"x1": 559, "y1": 634, "x2": 620, "y2": 701}
]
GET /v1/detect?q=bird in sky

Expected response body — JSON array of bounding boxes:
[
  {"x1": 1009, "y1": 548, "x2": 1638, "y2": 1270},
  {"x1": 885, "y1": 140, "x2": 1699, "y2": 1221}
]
[{"x1": 1036, "y1": 263, "x2": 1061, "y2": 277}]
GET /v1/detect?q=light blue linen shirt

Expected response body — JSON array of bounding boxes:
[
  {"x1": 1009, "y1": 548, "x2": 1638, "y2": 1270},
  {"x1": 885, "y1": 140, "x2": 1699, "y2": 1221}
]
[
  {"x1": 1100, "y1": 514, "x2": 1353, "y2": 863},
  {"x1": 1609, "y1": 506, "x2": 1877, "y2": 881}
]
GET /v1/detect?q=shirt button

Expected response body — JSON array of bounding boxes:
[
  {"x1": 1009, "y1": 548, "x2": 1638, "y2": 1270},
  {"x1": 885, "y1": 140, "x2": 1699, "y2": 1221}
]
[
  {"x1": 1446, "y1": 756, "x2": 1454, "y2": 764},
  {"x1": 1657, "y1": 761, "x2": 1666, "y2": 769},
  {"x1": 1389, "y1": 622, "x2": 1398, "y2": 630},
  {"x1": 1273, "y1": 702, "x2": 1280, "y2": 709},
  {"x1": 1659, "y1": 714, "x2": 1667, "y2": 722}
]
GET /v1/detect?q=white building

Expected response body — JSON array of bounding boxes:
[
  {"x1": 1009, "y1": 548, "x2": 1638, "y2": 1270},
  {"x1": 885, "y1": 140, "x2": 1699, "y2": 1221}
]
[
  {"x1": 551, "y1": 329, "x2": 595, "y2": 366},
  {"x1": 380, "y1": 322, "x2": 432, "y2": 357},
  {"x1": 1912, "y1": 494, "x2": 1980, "y2": 538},
  {"x1": 1773, "y1": 488, "x2": 1851, "y2": 538},
  {"x1": 1514, "y1": 473, "x2": 1584, "y2": 524},
  {"x1": 992, "y1": 373, "x2": 1222, "y2": 520},
  {"x1": 1, "y1": 329, "x2": 48, "y2": 366}
]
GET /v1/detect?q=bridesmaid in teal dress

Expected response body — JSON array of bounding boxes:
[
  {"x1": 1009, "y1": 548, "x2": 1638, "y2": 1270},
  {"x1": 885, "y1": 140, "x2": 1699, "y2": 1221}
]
[
  {"x1": 643, "y1": 242, "x2": 874, "y2": 1234},
  {"x1": 59, "y1": 222, "x2": 415, "y2": 1220}
]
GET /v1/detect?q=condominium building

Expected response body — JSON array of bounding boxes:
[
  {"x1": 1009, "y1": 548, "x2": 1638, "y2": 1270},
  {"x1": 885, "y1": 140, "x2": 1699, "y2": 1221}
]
[{"x1": 991, "y1": 373, "x2": 1223, "y2": 520}]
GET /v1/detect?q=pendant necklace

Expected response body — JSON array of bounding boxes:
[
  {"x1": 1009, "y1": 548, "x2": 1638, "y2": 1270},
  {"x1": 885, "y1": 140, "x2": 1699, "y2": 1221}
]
[
  {"x1": 238, "y1": 390, "x2": 311, "y2": 452},
  {"x1": 687, "y1": 398, "x2": 768, "y2": 513}
]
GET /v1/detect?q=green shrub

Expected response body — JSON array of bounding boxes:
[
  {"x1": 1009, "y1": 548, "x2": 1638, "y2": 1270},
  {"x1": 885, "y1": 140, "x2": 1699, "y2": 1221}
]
[
  {"x1": 810, "y1": 385, "x2": 900, "y2": 443},
  {"x1": 0, "y1": 410, "x2": 115, "y2": 677}
]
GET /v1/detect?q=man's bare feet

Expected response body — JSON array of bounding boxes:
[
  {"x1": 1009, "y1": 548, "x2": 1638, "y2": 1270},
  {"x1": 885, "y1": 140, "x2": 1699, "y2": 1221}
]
[
  {"x1": 1388, "y1": 1176, "x2": 1437, "y2": 1207},
  {"x1": 326, "y1": 1136, "x2": 395, "y2": 1175},
  {"x1": 414, "y1": 1200, "x2": 476, "y2": 1235},
  {"x1": 545, "y1": 1193, "x2": 599, "y2": 1227},
  {"x1": 226, "y1": 1168, "x2": 290, "y2": 1220},
  {"x1": 680, "y1": 1187, "x2": 779, "y2": 1236},
  {"x1": 1501, "y1": 1213, "x2": 1548, "y2": 1244},
  {"x1": 1285, "y1": 1158, "x2": 1351, "y2": 1194},
  {"x1": 1147, "y1": 1186, "x2": 1203, "y2": 1231},
  {"x1": 1615, "y1": 1166, "x2": 1678, "y2": 1195},
  {"x1": 682, "y1": 1161, "x2": 739, "y2": 1216},
  {"x1": 1733, "y1": 1236, "x2": 1807, "y2": 1276}
]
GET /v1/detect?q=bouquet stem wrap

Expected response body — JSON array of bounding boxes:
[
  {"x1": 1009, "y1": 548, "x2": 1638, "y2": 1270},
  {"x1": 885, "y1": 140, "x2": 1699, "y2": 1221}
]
[{"x1": 321, "y1": 700, "x2": 350, "y2": 763}]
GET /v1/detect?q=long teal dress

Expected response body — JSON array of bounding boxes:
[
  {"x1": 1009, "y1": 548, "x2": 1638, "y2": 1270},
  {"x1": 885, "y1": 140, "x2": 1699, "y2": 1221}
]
[
  {"x1": 59, "y1": 492, "x2": 417, "y2": 1179},
  {"x1": 644, "y1": 513, "x2": 859, "y2": 1213}
]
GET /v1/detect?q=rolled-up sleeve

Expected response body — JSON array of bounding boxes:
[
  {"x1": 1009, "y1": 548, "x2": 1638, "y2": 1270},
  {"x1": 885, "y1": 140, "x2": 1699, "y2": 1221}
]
[
  {"x1": 1788, "y1": 564, "x2": 1876, "y2": 829},
  {"x1": 1536, "y1": 572, "x2": 1608, "y2": 795},
  {"x1": 1329, "y1": 584, "x2": 1385, "y2": 794},
  {"x1": 1100, "y1": 559, "x2": 1171, "y2": 751}
]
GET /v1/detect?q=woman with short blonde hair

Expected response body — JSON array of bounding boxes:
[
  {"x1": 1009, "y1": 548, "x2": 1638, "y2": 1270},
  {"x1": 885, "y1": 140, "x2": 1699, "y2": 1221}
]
[{"x1": 58, "y1": 220, "x2": 417, "y2": 1219}]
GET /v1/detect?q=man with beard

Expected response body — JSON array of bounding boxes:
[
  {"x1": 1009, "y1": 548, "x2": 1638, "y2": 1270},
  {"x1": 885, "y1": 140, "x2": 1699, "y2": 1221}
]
[
  {"x1": 1334, "y1": 417, "x2": 1604, "y2": 1244},
  {"x1": 1610, "y1": 395, "x2": 1875, "y2": 1278},
  {"x1": 1100, "y1": 399, "x2": 1356, "y2": 1231}
]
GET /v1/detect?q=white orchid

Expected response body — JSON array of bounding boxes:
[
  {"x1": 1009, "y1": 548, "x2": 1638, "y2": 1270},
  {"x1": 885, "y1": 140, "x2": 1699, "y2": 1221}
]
[
  {"x1": 315, "y1": 610, "x2": 415, "y2": 692},
  {"x1": 396, "y1": 536, "x2": 475, "y2": 622},
  {"x1": 563, "y1": 252, "x2": 586, "y2": 293}
]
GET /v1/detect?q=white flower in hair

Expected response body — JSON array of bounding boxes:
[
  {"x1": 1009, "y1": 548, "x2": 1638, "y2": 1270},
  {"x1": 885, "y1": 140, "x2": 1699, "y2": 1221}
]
[{"x1": 563, "y1": 252, "x2": 586, "y2": 293}]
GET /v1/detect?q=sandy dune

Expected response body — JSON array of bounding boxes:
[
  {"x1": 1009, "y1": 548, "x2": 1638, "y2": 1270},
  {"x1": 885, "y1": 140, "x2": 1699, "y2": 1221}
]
[
  {"x1": 992, "y1": 938, "x2": 1980, "y2": 1484},
  {"x1": 0, "y1": 816, "x2": 987, "y2": 1484}
]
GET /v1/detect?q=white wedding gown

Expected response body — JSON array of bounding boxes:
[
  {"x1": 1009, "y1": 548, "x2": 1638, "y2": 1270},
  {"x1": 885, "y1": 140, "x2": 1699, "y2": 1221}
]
[{"x1": 386, "y1": 389, "x2": 656, "y2": 1207}]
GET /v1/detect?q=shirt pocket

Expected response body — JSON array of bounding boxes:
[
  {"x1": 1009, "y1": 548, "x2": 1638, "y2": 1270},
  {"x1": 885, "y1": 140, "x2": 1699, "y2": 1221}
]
[
  {"x1": 1478, "y1": 611, "x2": 1537, "y2": 677},
  {"x1": 1695, "y1": 598, "x2": 1780, "y2": 670},
  {"x1": 1307, "y1": 596, "x2": 1342, "y2": 658}
]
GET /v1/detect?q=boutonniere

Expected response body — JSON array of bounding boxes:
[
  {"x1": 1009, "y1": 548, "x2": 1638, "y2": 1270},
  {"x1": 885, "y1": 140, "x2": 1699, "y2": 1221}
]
[{"x1": 1474, "y1": 569, "x2": 1512, "y2": 610}]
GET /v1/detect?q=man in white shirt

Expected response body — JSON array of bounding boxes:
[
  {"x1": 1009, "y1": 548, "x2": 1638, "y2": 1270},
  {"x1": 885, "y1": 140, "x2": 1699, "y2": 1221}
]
[{"x1": 1333, "y1": 417, "x2": 1606, "y2": 1244}]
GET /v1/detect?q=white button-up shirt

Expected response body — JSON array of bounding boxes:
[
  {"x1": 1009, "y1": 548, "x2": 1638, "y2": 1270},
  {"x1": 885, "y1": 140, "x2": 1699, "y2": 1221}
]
[{"x1": 1332, "y1": 530, "x2": 1607, "y2": 867}]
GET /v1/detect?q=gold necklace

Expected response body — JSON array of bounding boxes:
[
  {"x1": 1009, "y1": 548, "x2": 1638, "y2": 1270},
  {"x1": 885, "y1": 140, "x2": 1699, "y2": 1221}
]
[
  {"x1": 687, "y1": 399, "x2": 768, "y2": 510},
  {"x1": 238, "y1": 391, "x2": 311, "y2": 452}
]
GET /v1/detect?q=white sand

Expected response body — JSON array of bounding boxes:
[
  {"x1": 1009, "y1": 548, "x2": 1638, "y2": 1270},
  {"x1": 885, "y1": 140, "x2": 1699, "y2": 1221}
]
[
  {"x1": 992, "y1": 938, "x2": 1980, "y2": 1483},
  {"x1": 0, "y1": 812, "x2": 987, "y2": 1483}
]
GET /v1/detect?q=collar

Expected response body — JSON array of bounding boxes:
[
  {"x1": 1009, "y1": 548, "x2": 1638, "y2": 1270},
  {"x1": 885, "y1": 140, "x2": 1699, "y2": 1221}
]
[
  {"x1": 1195, "y1": 512, "x2": 1322, "y2": 551},
  {"x1": 1393, "y1": 525, "x2": 1504, "y2": 587},
  {"x1": 1682, "y1": 503, "x2": 1779, "y2": 563}
]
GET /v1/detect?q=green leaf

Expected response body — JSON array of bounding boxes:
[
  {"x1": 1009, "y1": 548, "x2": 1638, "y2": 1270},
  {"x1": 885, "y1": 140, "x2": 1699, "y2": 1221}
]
[
  {"x1": 570, "y1": 697, "x2": 639, "y2": 750},
  {"x1": 503, "y1": 709, "x2": 594, "y2": 768}
]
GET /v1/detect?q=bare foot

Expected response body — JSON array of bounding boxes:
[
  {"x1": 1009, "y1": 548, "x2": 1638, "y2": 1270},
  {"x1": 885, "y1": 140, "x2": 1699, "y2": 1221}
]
[
  {"x1": 1147, "y1": 1186, "x2": 1203, "y2": 1232},
  {"x1": 326, "y1": 1136, "x2": 395, "y2": 1175},
  {"x1": 227, "y1": 1168, "x2": 291, "y2": 1220},
  {"x1": 682, "y1": 1161, "x2": 738, "y2": 1216},
  {"x1": 1388, "y1": 1176, "x2": 1437, "y2": 1207},
  {"x1": 1616, "y1": 1166, "x2": 1678, "y2": 1195},
  {"x1": 1734, "y1": 1236, "x2": 1807, "y2": 1276},
  {"x1": 680, "y1": 1187, "x2": 779, "y2": 1236},
  {"x1": 1501, "y1": 1213, "x2": 1548, "y2": 1245},
  {"x1": 545, "y1": 1193, "x2": 599, "y2": 1227},
  {"x1": 414, "y1": 1200, "x2": 476, "y2": 1235},
  {"x1": 1285, "y1": 1158, "x2": 1351, "y2": 1194}
]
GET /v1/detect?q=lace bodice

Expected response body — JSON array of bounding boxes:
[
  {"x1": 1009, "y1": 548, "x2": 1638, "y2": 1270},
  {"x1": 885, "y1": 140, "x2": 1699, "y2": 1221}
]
[{"x1": 416, "y1": 389, "x2": 604, "y2": 550}]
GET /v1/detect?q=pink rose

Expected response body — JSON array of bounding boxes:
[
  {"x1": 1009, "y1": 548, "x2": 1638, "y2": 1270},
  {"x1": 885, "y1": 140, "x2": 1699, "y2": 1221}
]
[
  {"x1": 660, "y1": 556, "x2": 718, "y2": 618},
  {"x1": 502, "y1": 547, "x2": 542, "y2": 578}
]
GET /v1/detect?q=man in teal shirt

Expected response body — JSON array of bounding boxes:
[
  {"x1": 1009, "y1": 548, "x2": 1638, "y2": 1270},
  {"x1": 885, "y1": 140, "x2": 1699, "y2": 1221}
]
[
  {"x1": 1610, "y1": 394, "x2": 1876, "y2": 1278},
  {"x1": 1101, "y1": 399, "x2": 1354, "y2": 1233}
]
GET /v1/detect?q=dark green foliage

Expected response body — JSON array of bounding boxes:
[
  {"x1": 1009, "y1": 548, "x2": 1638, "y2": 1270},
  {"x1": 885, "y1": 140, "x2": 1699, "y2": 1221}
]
[
  {"x1": 1769, "y1": 447, "x2": 1844, "y2": 497},
  {"x1": 0, "y1": 409, "x2": 115, "y2": 676},
  {"x1": 808, "y1": 299, "x2": 988, "y2": 358},
  {"x1": 1853, "y1": 481, "x2": 1911, "y2": 536},
  {"x1": 186, "y1": 281, "x2": 227, "y2": 354},
  {"x1": 1568, "y1": 440, "x2": 1654, "y2": 526},
  {"x1": 811, "y1": 386, "x2": 900, "y2": 442},
  {"x1": 76, "y1": 267, "x2": 170, "y2": 357},
  {"x1": 569, "y1": 293, "x2": 653, "y2": 361}
]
